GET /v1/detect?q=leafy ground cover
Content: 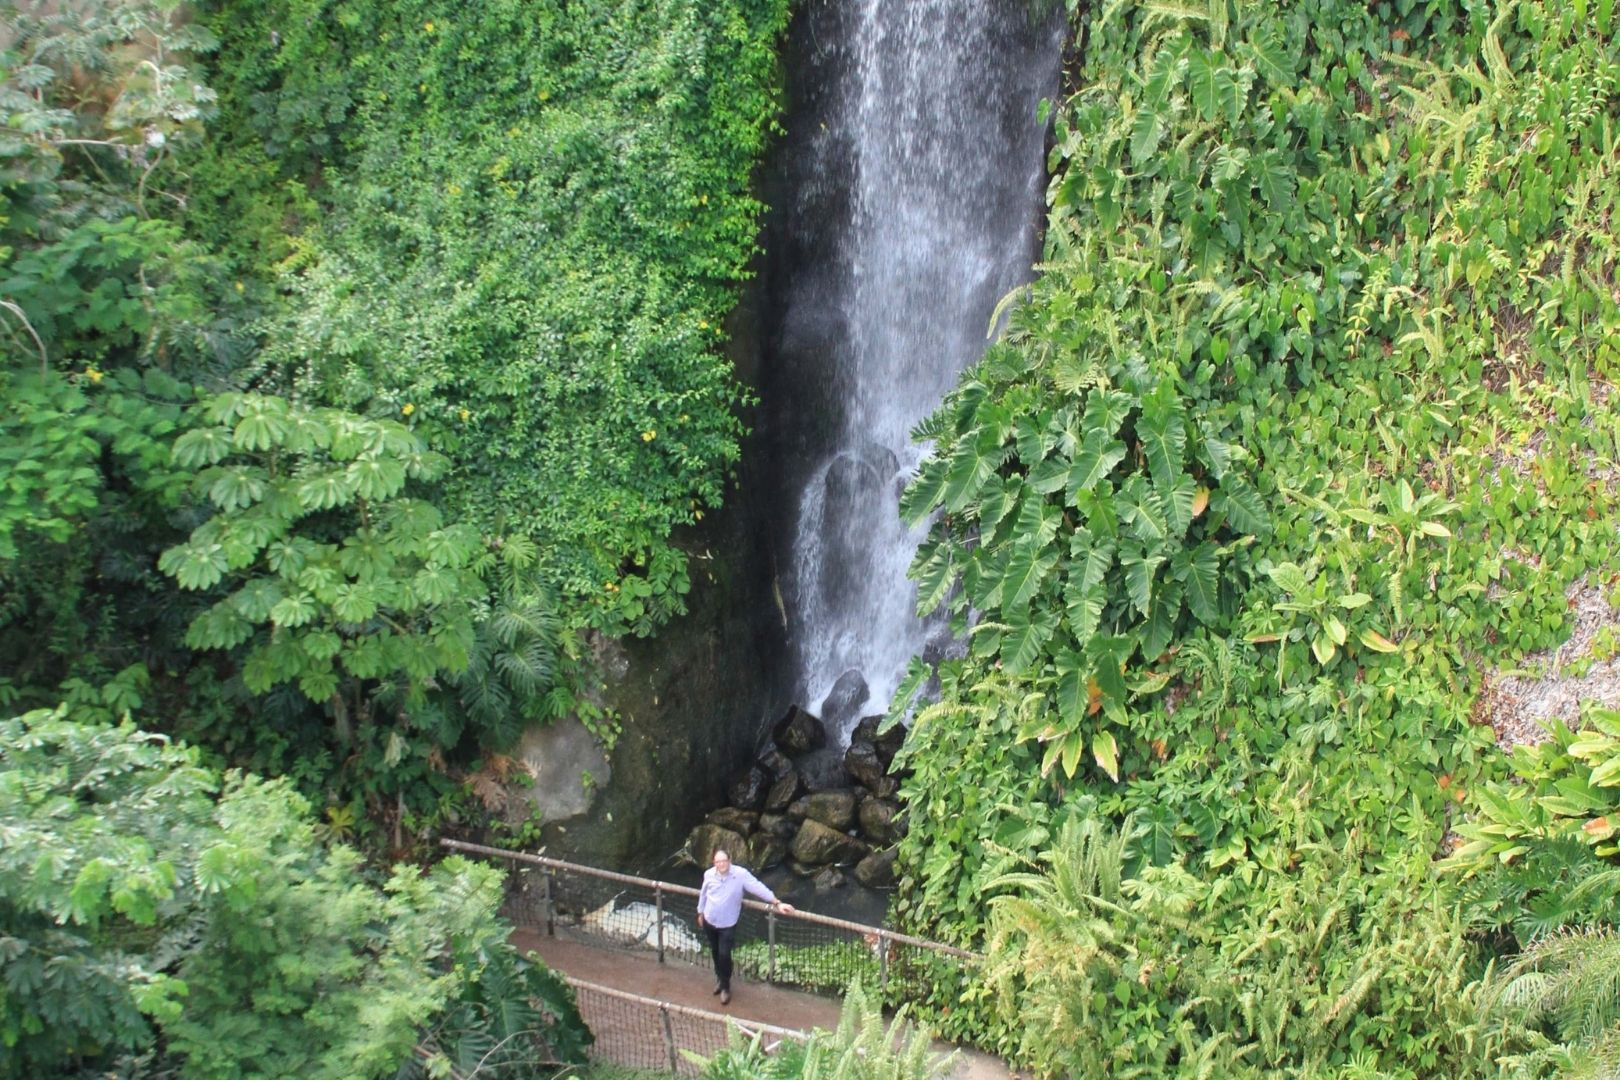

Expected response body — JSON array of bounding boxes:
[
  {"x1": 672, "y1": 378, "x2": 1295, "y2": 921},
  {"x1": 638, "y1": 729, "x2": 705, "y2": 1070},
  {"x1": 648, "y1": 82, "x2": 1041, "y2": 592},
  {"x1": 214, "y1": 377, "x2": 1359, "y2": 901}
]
[
  {"x1": 886, "y1": 0, "x2": 1620, "y2": 1074},
  {"x1": 0, "y1": 0, "x2": 791, "y2": 826}
]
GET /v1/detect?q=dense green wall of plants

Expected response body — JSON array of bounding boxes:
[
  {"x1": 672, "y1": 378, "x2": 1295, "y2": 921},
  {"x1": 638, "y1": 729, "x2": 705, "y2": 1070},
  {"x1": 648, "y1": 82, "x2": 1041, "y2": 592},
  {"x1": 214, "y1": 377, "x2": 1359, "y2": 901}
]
[
  {"x1": 888, "y1": 0, "x2": 1620, "y2": 1073},
  {"x1": 0, "y1": 0, "x2": 791, "y2": 822},
  {"x1": 193, "y1": 0, "x2": 790, "y2": 635}
]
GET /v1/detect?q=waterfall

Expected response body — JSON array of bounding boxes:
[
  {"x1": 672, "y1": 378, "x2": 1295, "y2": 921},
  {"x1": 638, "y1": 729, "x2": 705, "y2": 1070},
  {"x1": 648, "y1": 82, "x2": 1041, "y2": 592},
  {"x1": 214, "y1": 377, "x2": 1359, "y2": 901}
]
[{"x1": 764, "y1": 0, "x2": 1063, "y2": 740}]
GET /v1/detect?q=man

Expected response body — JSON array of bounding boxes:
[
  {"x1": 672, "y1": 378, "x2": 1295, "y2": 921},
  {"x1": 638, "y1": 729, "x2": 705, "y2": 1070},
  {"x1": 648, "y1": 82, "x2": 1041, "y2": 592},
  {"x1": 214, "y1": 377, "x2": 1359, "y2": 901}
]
[{"x1": 695, "y1": 848, "x2": 794, "y2": 1005}]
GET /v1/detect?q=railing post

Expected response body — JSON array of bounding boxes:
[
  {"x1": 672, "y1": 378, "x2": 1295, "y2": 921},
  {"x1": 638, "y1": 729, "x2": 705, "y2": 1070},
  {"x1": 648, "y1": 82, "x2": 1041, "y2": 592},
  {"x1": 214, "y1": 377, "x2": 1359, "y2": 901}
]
[
  {"x1": 767, "y1": 907, "x2": 777, "y2": 984},
  {"x1": 660, "y1": 1003, "x2": 678, "y2": 1074},
  {"x1": 542, "y1": 868, "x2": 555, "y2": 937},
  {"x1": 655, "y1": 884, "x2": 666, "y2": 964},
  {"x1": 878, "y1": 930, "x2": 889, "y2": 994}
]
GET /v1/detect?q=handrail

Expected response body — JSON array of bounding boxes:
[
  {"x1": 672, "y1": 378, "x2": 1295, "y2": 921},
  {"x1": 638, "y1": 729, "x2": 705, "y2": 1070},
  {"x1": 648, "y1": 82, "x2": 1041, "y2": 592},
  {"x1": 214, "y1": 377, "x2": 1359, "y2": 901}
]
[
  {"x1": 440, "y1": 838, "x2": 979, "y2": 960},
  {"x1": 563, "y1": 975, "x2": 807, "y2": 1039}
]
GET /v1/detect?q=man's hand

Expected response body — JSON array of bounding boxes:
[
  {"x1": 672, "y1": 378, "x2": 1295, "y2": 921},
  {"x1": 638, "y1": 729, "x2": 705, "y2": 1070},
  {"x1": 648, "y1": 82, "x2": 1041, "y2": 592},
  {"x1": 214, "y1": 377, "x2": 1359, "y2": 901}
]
[
  {"x1": 696, "y1": 913, "x2": 706, "y2": 928},
  {"x1": 777, "y1": 902, "x2": 795, "y2": 915}
]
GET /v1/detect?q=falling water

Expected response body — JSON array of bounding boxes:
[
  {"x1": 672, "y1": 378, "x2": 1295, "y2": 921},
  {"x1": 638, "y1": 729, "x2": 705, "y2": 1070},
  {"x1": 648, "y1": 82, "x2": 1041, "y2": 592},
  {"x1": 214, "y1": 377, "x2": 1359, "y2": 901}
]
[{"x1": 764, "y1": 0, "x2": 1063, "y2": 740}]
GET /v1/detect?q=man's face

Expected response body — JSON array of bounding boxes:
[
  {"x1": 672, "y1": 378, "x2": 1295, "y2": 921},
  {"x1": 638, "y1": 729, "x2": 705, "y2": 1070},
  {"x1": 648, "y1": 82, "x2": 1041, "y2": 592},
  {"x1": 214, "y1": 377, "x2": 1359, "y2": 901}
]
[{"x1": 713, "y1": 851, "x2": 731, "y2": 874}]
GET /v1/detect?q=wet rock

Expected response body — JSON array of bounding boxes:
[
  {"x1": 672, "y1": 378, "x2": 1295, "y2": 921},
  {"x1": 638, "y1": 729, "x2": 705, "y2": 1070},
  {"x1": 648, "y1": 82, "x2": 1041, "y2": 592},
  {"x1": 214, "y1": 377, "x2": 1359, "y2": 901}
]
[
  {"x1": 796, "y1": 747, "x2": 852, "y2": 792},
  {"x1": 757, "y1": 746, "x2": 793, "y2": 780},
  {"x1": 706, "y1": 807, "x2": 760, "y2": 835},
  {"x1": 844, "y1": 740, "x2": 888, "y2": 792},
  {"x1": 790, "y1": 790, "x2": 857, "y2": 831},
  {"x1": 858, "y1": 797, "x2": 902, "y2": 846},
  {"x1": 854, "y1": 846, "x2": 898, "y2": 888},
  {"x1": 789, "y1": 819, "x2": 869, "y2": 866},
  {"x1": 748, "y1": 835, "x2": 787, "y2": 871},
  {"x1": 728, "y1": 764, "x2": 771, "y2": 810},
  {"x1": 773, "y1": 705, "x2": 827, "y2": 755},
  {"x1": 867, "y1": 775, "x2": 901, "y2": 800},
  {"x1": 787, "y1": 859, "x2": 820, "y2": 878},
  {"x1": 758, "y1": 813, "x2": 799, "y2": 841},
  {"x1": 687, "y1": 824, "x2": 747, "y2": 868},
  {"x1": 764, "y1": 769, "x2": 800, "y2": 813},
  {"x1": 820, "y1": 669, "x2": 870, "y2": 733},
  {"x1": 813, "y1": 866, "x2": 847, "y2": 891},
  {"x1": 851, "y1": 715, "x2": 906, "y2": 765}
]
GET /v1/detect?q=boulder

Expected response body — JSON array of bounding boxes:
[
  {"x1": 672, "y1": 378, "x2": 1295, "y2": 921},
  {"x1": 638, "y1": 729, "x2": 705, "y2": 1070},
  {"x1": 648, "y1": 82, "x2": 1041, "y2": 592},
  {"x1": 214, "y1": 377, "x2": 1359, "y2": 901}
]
[
  {"x1": 857, "y1": 797, "x2": 902, "y2": 846},
  {"x1": 687, "y1": 824, "x2": 747, "y2": 868},
  {"x1": 757, "y1": 746, "x2": 793, "y2": 779},
  {"x1": 773, "y1": 705, "x2": 826, "y2": 755},
  {"x1": 844, "y1": 740, "x2": 888, "y2": 792},
  {"x1": 819, "y1": 669, "x2": 870, "y2": 733},
  {"x1": 787, "y1": 859, "x2": 820, "y2": 878},
  {"x1": 808, "y1": 789, "x2": 858, "y2": 830},
  {"x1": 854, "y1": 846, "x2": 898, "y2": 888},
  {"x1": 851, "y1": 715, "x2": 906, "y2": 764},
  {"x1": 796, "y1": 747, "x2": 853, "y2": 792},
  {"x1": 789, "y1": 819, "x2": 869, "y2": 866},
  {"x1": 812, "y1": 866, "x2": 847, "y2": 891},
  {"x1": 867, "y1": 775, "x2": 901, "y2": 800},
  {"x1": 748, "y1": 835, "x2": 787, "y2": 871},
  {"x1": 727, "y1": 764, "x2": 771, "y2": 810},
  {"x1": 764, "y1": 769, "x2": 800, "y2": 813},
  {"x1": 758, "y1": 812, "x2": 799, "y2": 841},
  {"x1": 706, "y1": 807, "x2": 760, "y2": 835}
]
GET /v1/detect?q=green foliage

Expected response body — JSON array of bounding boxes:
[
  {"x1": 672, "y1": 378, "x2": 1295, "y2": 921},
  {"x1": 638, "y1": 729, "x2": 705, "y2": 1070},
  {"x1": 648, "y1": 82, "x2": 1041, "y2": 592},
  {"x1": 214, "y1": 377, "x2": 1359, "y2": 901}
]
[
  {"x1": 982, "y1": 813, "x2": 1493, "y2": 1078},
  {"x1": 0, "y1": 706, "x2": 589, "y2": 1078},
  {"x1": 1452, "y1": 705, "x2": 1620, "y2": 867},
  {"x1": 889, "y1": 0, "x2": 1620, "y2": 1073},
  {"x1": 690, "y1": 980, "x2": 951, "y2": 1080},
  {"x1": 1484, "y1": 927, "x2": 1620, "y2": 1080},
  {"x1": 192, "y1": 0, "x2": 792, "y2": 640}
]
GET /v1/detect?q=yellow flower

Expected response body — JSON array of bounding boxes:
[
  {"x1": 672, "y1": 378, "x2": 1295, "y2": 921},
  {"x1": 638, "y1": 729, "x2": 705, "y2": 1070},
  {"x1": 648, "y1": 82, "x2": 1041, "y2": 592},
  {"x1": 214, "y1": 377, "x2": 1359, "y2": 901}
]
[
  {"x1": 84, "y1": 367, "x2": 104, "y2": 384},
  {"x1": 698, "y1": 319, "x2": 709, "y2": 329},
  {"x1": 402, "y1": 403, "x2": 415, "y2": 416},
  {"x1": 641, "y1": 430, "x2": 656, "y2": 442},
  {"x1": 694, "y1": 510, "x2": 704, "y2": 521},
  {"x1": 234, "y1": 281, "x2": 244, "y2": 293},
  {"x1": 679, "y1": 413, "x2": 689, "y2": 423},
  {"x1": 699, "y1": 194, "x2": 708, "y2": 205},
  {"x1": 458, "y1": 407, "x2": 470, "y2": 421},
  {"x1": 423, "y1": 20, "x2": 434, "y2": 31}
]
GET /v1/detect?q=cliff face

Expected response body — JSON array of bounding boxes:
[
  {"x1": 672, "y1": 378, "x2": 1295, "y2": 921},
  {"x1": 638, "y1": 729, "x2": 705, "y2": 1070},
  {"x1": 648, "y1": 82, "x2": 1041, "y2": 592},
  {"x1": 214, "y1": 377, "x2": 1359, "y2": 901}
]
[{"x1": 512, "y1": 277, "x2": 786, "y2": 874}]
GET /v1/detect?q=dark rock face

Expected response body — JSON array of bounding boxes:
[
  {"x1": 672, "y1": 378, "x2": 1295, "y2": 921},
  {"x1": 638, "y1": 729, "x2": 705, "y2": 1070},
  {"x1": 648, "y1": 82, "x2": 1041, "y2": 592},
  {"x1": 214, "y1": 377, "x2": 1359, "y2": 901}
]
[
  {"x1": 757, "y1": 746, "x2": 794, "y2": 780},
  {"x1": 748, "y1": 834, "x2": 787, "y2": 870},
  {"x1": 795, "y1": 789, "x2": 857, "y2": 831},
  {"x1": 812, "y1": 866, "x2": 847, "y2": 890},
  {"x1": 764, "y1": 769, "x2": 800, "y2": 812},
  {"x1": 773, "y1": 705, "x2": 827, "y2": 755},
  {"x1": 688, "y1": 824, "x2": 748, "y2": 868},
  {"x1": 851, "y1": 715, "x2": 906, "y2": 764},
  {"x1": 758, "y1": 812, "x2": 799, "y2": 841},
  {"x1": 857, "y1": 797, "x2": 902, "y2": 846},
  {"x1": 790, "y1": 819, "x2": 869, "y2": 865},
  {"x1": 819, "y1": 669, "x2": 870, "y2": 733},
  {"x1": 844, "y1": 740, "x2": 887, "y2": 791},
  {"x1": 854, "y1": 846, "x2": 898, "y2": 888},
  {"x1": 795, "y1": 747, "x2": 852, "y2": 791},
  {"x1": 728, "y1": 764, "x2": 771, "y2": 810},
  {"x1": 707, "y1": 807, "x2": 760, "y2": 835}
]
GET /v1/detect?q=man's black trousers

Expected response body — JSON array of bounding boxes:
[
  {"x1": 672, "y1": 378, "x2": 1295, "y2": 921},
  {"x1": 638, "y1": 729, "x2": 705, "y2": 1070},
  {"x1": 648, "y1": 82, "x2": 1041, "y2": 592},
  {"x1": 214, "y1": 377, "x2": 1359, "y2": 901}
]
[{"x1": 704, "y1": 921, "x2": 736, "y2": 991}]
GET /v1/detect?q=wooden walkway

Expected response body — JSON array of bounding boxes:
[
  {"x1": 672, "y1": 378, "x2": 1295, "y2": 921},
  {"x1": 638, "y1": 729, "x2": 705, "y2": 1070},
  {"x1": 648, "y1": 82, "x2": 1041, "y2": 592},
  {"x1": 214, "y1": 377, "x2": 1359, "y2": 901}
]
[{"x1": 514, "y1": 928, "x2": 1014, "y2": 1079}]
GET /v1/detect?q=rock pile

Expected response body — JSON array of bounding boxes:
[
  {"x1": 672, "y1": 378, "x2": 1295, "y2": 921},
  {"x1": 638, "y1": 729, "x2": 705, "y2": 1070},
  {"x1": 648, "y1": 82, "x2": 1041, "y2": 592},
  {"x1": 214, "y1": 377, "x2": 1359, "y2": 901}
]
[{"x1": 686, "y1": 707, "x2": 907, "y2": 889}]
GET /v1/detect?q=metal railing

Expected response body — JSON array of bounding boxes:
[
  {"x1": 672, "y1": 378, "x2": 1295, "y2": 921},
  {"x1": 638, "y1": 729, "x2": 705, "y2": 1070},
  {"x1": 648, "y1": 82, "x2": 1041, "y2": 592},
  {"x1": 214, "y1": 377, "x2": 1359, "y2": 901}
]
[
  {"x1": 441, "y1": 839, "x2": 977, "y2": 1000},
  {"x1": 564, "y1": 976, "x2": 804, "y2": 1076}
]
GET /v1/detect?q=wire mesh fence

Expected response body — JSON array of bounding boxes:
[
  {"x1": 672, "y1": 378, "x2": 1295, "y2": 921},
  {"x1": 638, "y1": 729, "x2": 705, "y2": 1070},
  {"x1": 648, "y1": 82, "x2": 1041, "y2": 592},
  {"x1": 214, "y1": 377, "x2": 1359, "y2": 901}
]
[
  {"x1": 443, "y1": 839, "x2": 979, "y2": 1005},
  {"x1": 566, "y1": 977, "x2": 804, "y2": 1076}
]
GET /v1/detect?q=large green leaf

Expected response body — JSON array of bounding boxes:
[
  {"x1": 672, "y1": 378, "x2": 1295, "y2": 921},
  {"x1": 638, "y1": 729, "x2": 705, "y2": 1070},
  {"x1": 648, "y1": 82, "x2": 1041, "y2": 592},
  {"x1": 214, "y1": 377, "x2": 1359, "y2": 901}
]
[
  {"x1": 1138, "y1": 385, "x2": 1187, "y2": 491},
  {"x1": 1065, "y1": 429, "x2": 1127, "y2": 502},
  {"x1": 1003, "y1": 539, "x2": 1061, "y2": 611},
  {"x1": 1174, "y1": 541, "x2": 1222, "y2": 623},
  {"x1": 912, "y1": 540, "x2": 956, "y2": 616},
  {"x1": 1065, "y1": 530, "x2": 1115, "y2": 648},
  {"x1": 1121, "y1": 545, "x2": 1165, "y2": 616},
  {"x1": 1001, "y1": 607, "x2": 1058, "y2": 674}
]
